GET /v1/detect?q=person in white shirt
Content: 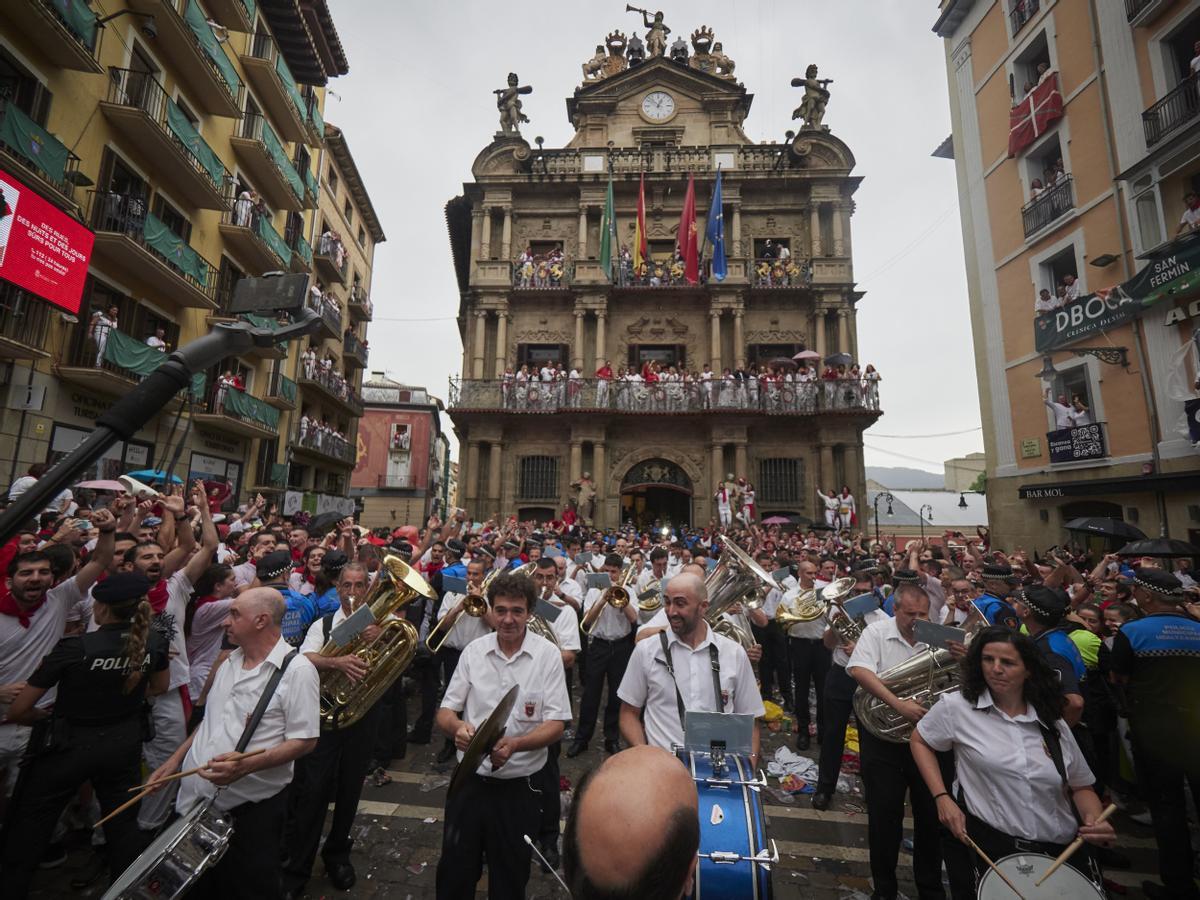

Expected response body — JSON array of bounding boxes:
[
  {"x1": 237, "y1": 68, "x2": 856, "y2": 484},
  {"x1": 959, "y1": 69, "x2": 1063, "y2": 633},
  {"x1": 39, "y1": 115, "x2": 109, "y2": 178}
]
[
  {"x1": 636, "y1": 547, "x2": 670, "y2": 622},
  {"x1": 145, "y1": 326, "x2": 167, "y2": 352},
  {"x1": 1062, "y1": 273, "x2": 1080, "y2": 303},
  {"x1": 1044, "y1": 388, "x2": 1075, "y2": 429},
  {"x1": 435, "y1": 571, "x2": 571, "y2": 898},
  {"x1": 431, "y1": 557, "x2": 492, "y2": 763},
  {"x1": 567, "y1": 553, "x2": 637, "y2": 758},
  {"x1": 1177, "y1": 191, "x2": 1200, "y2": 236},
  {"x1": 1070, "y1": 394, "x2": 1093, "y2": 426},
  {"x1": 146, "y1": 588, "x2": 319, "y2": 898},
  {"x1": 1035, "y1": 287, "x2": 1062, "y2": 315},
  {"x1": 618, "y1": 572, "x2": 765, "y2": 767},
  {"x1": 912, "y1": 627, "x2": 1115, "y2": 883},
  {"x1": 786, "y1": 560, "x2": 831, "y2": 751},
  {"x1": 847, "y1": 583, "x2": 952, "y2": 900}
]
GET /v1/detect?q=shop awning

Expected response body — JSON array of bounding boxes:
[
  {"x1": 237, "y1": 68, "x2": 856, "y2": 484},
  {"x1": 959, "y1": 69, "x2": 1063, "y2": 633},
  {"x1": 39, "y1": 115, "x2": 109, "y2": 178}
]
[{"x1": 1018, "y1": 472, "x2": 1200, "y2": 500}]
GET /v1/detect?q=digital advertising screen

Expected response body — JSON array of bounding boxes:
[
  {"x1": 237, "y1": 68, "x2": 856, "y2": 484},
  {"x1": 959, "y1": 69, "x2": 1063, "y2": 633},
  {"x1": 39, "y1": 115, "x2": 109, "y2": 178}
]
[{"x1": 0, "y1": 167, "x2": 94, "y2": 313}]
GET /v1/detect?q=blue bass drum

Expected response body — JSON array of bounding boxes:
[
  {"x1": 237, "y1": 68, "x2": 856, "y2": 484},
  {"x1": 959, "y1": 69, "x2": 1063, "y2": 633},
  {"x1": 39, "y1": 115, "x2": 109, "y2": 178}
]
[{"x1": 678, "y1": 749, "x2": 775, "y2": 899}]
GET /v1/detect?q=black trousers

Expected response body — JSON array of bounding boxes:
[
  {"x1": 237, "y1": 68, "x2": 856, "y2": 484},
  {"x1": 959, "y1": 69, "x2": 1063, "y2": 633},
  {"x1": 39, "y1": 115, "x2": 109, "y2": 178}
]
[
  {"x1": 936, "y1": 753, "x2": 976, "y2": 900},
  {"x1": 755, "y1": 621, "x2": 791, "y2": 702},
  {"x1": 815, "y1": 663, "x2": 856, "y2": 793},
  {"x1": 0, "y1": 719, "x2": 143, "y2": 900},
  {"x1": 859, "y1": 729, "x2": 945, "y2": 900},
  {"x1": 436, "y1": 647, "x2": 463, "y2": 748},
  {"x1": 1134, "y1": 740, "x2": 1200, "y2": 898},
  {"x1": 961, "y1": 801, "x2": 1096, "y2": 883},
  {"x1": 371, "y1": 676, "x2": 407, "y2": 763},
  {"x1": 575, "y1": 635, "x2": 633, "y2": 744},
  {"x1": 190, "y1": 787, "x2": 289, "y2": 900},
  {"x1": 788, "y1": 636, "x2": 831, "y2": 733},
  {"x1": 406, "y1": 652, "x2": 441, "y2": 740},
  {"x1": 283, "y1": 704, "x2": 381, "y2": 893},
  {"x1": 535, "y1": 740, "x2": 561, "y2": 843},
  {"x1": 436, "y1": 773, "x2": 541, "y2": 899}
]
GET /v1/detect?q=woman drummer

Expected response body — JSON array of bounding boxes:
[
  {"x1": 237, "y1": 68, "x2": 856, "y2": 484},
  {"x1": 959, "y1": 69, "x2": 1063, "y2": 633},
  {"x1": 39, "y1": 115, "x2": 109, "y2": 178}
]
[
  {"x1": 0, "y1": 572, "x2": 168, "y2": 897},
  {"x1": 911, "y1": 626, "x2": 1115, "y2": 886}
]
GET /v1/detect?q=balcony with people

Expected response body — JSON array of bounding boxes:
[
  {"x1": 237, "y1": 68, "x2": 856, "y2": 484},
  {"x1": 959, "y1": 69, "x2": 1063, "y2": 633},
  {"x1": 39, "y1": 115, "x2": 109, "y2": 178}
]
[
  {"x1": 87, "y1": 190, "x2": 220, "y2": 310},
  {"x1": 200, "y1": 0, "x2": 254, "y2": 33},
  {"x1": 314, "y1": 228, "x2": 349, "y2": 285},
  {"x1": 1021, "y1": 146, "x2": 1074, "y2": 237},
  {"x1": 751, "y1": 239, "x2": 812, "y2": 289},
  {"x1": 193, "y1": 371, "x2": 281, "y2": 440},
  {"x1": 342, "y1": 329, "x2": 368, "y2": 368},
  {"x1": 9, "y1": 0, "x2": 103, "y2": 73},
  {"x1": 307, "y1": 281, "x2": 342, "y2": 340},
  {"x1": 512, "y1": 246, "x2": 574, "y2": 290},
  {"x1": 99, "y1": 69, "x2": 233, "y2": 210},
  {"x1": 299, "y1": 345, "x2": 363, "y2": 416},
  {"x1": 219, "y1": 191, "x2": 293, "y2": 272},
  {"x1": 1143, "y1": 71, "x2": 1200, "y2": 148},
  {"x1": 347, "y1": 283, "x2": 373, "y2": 321},
  {"x1": 294, "y1": 412, "x2": 356, "y2": 466},
  {"x1": 230, "y1": 109, "x2": 304, "y2": 212},
  {"x1": 238, "y1": 29, "x2": 309, "y2": 144},
  {"x1": 1009, "y1": 0, "x2": 1040, "y2": 35},
  {"x1": 0, "y1": 98, "x2": 83, "y2": 210},
  {"x1": 0, "y1": 285, "x2": 53, "y2": 361},
  {"x1": 127, "y1": 0, "x2": 243, "y2": 118}
]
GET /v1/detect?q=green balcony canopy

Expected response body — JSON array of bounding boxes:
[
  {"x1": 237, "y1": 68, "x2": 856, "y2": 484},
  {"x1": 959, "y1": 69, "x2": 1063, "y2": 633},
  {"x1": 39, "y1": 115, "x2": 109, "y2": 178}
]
[
  {"x1": 143, "y1": 212, "x2": 209, "y2": 287},
  {"x1": 274, "y1": 54, "x2": 307, "y2": 123},
  {"x1": 165, "y1": 99, "x2": 226, "y2": 189},
  {"x1": 277, "y1": 376, "x2": 297, "y2": 405},
  {"x1": 260, "y1": 120, "x2": 304, "y2": 200},
  {"x1": 269, "y1": 461, "x2": 288, "y2": 486},
  {"x1": 103, "y1": 329, "x2": 206, "y2": 396},
  {"x1": 240, "y1": 0, "x2": 258, "y2": 24},
  {"x1": 295, "y1": 233, "x2": 313, "y2": 266},
  {"x1": 222, "y1": 386, "x2": 280, "y2": 430},
  {"x1": 0, "y1": 102, "x2": 69, "y2": 185},
  {"x1": 308, "y1": 100, "x2": 324, "y2": 140},
  {"x1": 183, "y1": 0, "x2": 242, "y2": 100},
  {"x1": 254, "y1": 214, "x2": 293, "y2": 267},
  {"x1": 49, "y1": 0, "x2": 99, "y2": 50},
  {"x1": 302, "y1": 165, "x2": 318, "y2": 200}
]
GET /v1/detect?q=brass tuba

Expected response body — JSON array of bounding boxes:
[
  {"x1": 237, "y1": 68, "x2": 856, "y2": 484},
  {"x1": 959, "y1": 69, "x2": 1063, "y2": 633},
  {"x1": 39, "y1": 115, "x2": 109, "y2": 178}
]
[
  {"x1": 704, "y1": 536, "x2": 778, "y2": 650},
  {"x1": 581, "y1": 561, "x2": 634, "y2": 635},
  {"x1": 775, "y1": 588, "x2": 822, "y2": 628},
  {"x1": 818, "y1": 577, "x2": 861, "y2": 644},
  {"x1": 318, "y1": 554, "x2": 434, "y2": 731},
  {"x1": 851, "y1": 648, "x2": 961, "y2": 743}
]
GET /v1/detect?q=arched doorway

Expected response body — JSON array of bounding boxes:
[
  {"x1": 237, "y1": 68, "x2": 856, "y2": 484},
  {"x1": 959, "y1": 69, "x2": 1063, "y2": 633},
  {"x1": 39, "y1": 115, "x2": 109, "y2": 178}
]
[{"x1": 620, "y1": 459, "x2": 692, "y2": 530}]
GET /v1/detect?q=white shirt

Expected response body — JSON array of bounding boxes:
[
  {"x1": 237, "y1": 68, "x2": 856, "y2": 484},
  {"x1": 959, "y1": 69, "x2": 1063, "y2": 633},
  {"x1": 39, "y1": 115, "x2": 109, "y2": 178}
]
[
  {"x1": 785, "y1": 584, "x2": 825, "y2": 640},
  {"x1": 1071, "y1": 408, "x2": 1093, "y2": 426},
  {"x1": 232, "y1": 560, "x2": 257, "y2": 588},
  {"x1": 1044, "y1": 398, "x2": 1075, "y2": 429},
  {"x1": 846, "y1": 616, "x2": 929, "y2": 677},
  {"x1": 1181, "y1": 206, "x2": 1200, "y2": 229},
  {"x1": 1035, "y1": 294, "x2": 1062, "y2": 314},
  {"x1": 545, "y1": 602, "x2": 581, "y2": 652},
  {"x1": 163, "y1": 571, "x2": 194, "y2": 691},
  {"x1": 299, "y1": 604, "x2": 346, "y2": 655},
  {"x1": 145, "y1": 335, "x2": 167, "y2": 351},
  {"x1": 437, "y1": 591, "x2": 492, "y2": 650},
  {"x1": 176, "y1": 637, "x2": 319, "y2": 812},
  {"x1": 0, "y1": 576, "x2": 85, "y2": 722},
  {"x1": 440, "y1": 630, "x2": 571, "y2": 778},
  {"x1": 186, "y1": 597, "x2": 234, "y2": 697},
  {"x1": 617, "y1": 623, "x2": 764, "y2": 751},
  {"x1": 916, "y1": 691, "x2": 1094, "y2": 844},
  {"x1": 582, "y1": 587, "x2": 634, "y2": 641},
  {"x1": 832, "y1": 608, "x2": 890, "y2": 667}
]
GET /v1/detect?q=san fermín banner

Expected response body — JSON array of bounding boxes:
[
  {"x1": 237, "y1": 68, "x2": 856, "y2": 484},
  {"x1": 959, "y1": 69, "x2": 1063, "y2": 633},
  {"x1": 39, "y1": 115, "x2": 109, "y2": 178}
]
[{"x1": 1034, "y1": 236, "x2": 1200, "y2": 352}]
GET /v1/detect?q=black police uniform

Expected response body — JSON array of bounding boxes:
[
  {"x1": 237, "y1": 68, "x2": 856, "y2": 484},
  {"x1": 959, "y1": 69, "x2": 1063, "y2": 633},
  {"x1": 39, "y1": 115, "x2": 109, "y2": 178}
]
[{"x1": 0, "y1": 623, "x2": 168, "y2": 898}]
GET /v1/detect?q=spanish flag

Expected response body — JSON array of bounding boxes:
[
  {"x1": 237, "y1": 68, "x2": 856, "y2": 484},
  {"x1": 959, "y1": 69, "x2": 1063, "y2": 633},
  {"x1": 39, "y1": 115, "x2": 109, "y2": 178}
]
[{"x1": 633, "y1": 173, "x2": 648, "y2": 275}]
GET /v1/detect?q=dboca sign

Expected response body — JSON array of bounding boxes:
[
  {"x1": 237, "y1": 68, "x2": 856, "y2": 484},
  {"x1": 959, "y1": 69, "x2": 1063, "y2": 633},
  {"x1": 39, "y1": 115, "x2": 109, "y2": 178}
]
[{"x1": 1034, "y1": 287, "x2": 1136, "y2": 352}]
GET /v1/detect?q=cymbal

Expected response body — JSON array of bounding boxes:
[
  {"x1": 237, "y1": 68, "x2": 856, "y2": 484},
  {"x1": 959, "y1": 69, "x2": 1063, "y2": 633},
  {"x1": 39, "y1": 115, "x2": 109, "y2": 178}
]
[{"x1": 447, "y1": 684, "x2": 519, "y2": 799}]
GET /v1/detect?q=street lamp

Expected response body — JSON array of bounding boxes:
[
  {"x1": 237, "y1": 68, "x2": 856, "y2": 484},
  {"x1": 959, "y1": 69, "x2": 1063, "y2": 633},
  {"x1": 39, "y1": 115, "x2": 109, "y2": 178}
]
[
  {"x1": 919, "y1": 503, "x2": 933, "y2": 540},
  {"x1": 958, "y1": 490, "x2": 984, "y2": 509},
  {"x1": 872, "y1": 491, "x2": 894, "y2": 545}
]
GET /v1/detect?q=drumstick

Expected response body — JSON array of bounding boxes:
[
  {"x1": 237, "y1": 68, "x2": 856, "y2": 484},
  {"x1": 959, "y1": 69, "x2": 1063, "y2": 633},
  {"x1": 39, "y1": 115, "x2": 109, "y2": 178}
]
[
  {"x1": 96, "y1": 749, "x2": 266, "y2": 829},
  {"x1": 1035, "y1": 803, "x2": 1118, "y2": 886},
  {"x1": 963, "y1": 834, "x2": 1027, "y2": 900}
]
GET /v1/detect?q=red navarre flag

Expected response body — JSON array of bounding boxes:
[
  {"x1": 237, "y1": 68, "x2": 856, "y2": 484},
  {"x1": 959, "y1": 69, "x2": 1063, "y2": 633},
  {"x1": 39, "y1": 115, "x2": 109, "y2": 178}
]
[
  {"x1": 675, "y1": 173, "x2": 699, "y2": 285},
  {"x1": 1008, "y1": 73, "x2": 1064, "y2": 157}
]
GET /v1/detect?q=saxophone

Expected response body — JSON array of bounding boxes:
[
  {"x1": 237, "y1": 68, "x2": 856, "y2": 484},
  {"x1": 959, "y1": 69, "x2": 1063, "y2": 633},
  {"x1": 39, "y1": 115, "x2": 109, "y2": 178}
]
[{"x1": 317, "y1": 554, "x2": 434, "y2": 731}]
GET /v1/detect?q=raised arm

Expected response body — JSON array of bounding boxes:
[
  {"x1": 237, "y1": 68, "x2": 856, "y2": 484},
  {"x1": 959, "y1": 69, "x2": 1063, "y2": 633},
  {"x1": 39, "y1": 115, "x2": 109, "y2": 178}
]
[
  {"x1": 182, "y1": 480, "x2": 218, "y2": 584},
  {"x1": 159, "y1": 490, "x2": 193, "y2": 580},
  {"x1": 74, "y1": 508, "x2": 116, "y2": 592}
]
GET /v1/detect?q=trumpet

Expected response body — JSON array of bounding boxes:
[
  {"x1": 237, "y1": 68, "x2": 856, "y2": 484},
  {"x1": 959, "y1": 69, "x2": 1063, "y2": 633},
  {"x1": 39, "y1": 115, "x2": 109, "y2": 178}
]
[
  {"x1": 625, "y1": 3, "x2": 650, "y2": 15},
  {"x1": 581, "y1": 562, "x2": 634, "y2": 635}
]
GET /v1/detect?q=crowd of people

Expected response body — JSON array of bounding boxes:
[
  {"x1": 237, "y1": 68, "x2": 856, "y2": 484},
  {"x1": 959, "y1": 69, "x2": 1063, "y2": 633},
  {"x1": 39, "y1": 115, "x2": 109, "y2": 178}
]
[
  {"x1": 318, "y1": 230, "x2": 347, "y2": 270},
  {"x1": 1044, "y1": 386, "x2": 1093, "y2": 429},
  {"x1": 296, "y1": 413, "x2": 350, "y2": 457},
  {"x1": 514, "y1": 247, "x2": 569, "y2": 289},
  {"x1": 0, "y1": 478, "x2": 1196, "y2": 899},
  {"x1": 1034, "y1": 270, "x2": 1081, "y2": 314},
  {"x1": 300, "y1": 347, "x2": 358, "y2": 404},
  {"x1": 479, "y1": 358, "x2": 882, "y2": 413}
]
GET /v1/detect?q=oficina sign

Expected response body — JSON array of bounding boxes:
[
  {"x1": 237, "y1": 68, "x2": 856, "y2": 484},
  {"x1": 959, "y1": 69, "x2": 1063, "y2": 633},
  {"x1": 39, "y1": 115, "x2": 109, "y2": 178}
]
[{"x1": 1034, "y1": 237, "x2": 1200, "y2": 352}]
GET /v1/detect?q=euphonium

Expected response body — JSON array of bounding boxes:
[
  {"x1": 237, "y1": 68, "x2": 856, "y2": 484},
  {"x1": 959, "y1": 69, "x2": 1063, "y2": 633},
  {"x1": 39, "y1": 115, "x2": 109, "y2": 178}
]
[
  {"x1": 775, "y1": 588, "x2": 822, "y2": 628},
  {"x1": 819, "y1": 577, "x2": 860, "y2": 644},
  {"x1": 581, "y1": 561, "x2": 634, "y2": 635},
  {"x1": 637, "y1": 582, "x2": 663, "y2": 613},
  {"x1": 527, "y1": 613, "x2": 561, "y2": 647},
  {"x1": 318, "y1": 554, "x2": 434, "y2": 731},
  {"x1": 703, "y1": 536, "x2": 778, "y2": 650},
  {"x1": 851, "y1": 647, "x2": 961, "y2": 743}
]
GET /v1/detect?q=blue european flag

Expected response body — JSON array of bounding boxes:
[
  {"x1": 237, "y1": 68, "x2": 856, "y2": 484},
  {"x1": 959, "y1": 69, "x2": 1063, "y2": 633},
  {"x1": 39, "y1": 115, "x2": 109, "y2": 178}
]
[{"x1": 704, "y1": 168, "x2": 726, "y2": 281}]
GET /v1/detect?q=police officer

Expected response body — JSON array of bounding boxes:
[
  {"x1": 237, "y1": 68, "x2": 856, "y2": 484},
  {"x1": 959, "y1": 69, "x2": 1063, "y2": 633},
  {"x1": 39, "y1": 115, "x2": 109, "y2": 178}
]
[
  {"x1": 257, "y1": 549, "x2": 340, "y2": 647},
  {"x1": 1013, "y1": 585, "x2": 1086, "y2": 726},
  {"x1": 0, "y1": 572, "x2": 168, "y2": 898},
  {"x1": 974, "y1": 563, "x2": 1021, "y2": 628},
  {"x1": 1110, "y1": 568, "x2": 1200, "y2": 900}
]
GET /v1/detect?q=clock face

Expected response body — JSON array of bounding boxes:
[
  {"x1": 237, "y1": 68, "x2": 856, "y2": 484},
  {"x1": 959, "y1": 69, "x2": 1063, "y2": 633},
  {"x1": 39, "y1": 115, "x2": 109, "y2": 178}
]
[{"x1": 641, "y1": 91, "x2": 676, "y2": 121}]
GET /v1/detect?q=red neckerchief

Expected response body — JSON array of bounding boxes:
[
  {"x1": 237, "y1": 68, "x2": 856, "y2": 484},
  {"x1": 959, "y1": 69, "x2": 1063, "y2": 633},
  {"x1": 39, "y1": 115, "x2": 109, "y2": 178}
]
[
  {"x1": 148, "y1": 578, "x2": 169, "y2": 614},
  {"x1": 194, "y1": 594, "x2": 220, "y2": 609},
  {"x1": 291, "y1": 546, "x2": 303, "y2": 562},
  {"x1": 0, "y1": 590, "x2": 45, "y2": 628}
]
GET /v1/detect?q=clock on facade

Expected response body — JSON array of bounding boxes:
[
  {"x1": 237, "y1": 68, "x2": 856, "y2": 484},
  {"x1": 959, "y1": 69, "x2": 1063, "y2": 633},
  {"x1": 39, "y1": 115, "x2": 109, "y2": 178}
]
[{"x1": 640, "y1": 90, "x2": 676, "y2": 121}]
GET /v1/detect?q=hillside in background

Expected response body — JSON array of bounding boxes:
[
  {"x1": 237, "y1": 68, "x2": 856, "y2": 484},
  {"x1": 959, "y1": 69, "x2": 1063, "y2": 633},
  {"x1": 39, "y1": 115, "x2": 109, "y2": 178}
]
[{"x1": 865, "y1": 466, "x2": 946, "y2": 489}]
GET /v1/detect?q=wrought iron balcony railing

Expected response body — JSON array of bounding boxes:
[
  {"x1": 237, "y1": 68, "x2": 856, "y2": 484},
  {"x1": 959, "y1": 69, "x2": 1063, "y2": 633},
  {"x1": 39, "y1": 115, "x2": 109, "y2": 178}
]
[
  {"x1": 1009, "y1": 0, "x2": 1040, "y2": 35},
  {"x1": 1021, "y1": 175, "x2": 1074, "y2": 237},
  {"x1": 1143, "y1": 74, "x2": 1200, "y2": 147}
]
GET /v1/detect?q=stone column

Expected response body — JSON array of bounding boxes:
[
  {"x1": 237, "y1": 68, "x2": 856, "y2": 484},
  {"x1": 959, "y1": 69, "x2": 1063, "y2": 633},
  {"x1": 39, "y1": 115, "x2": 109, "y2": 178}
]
[
  {"x1": 731, "y1": 203, "x2": 742, "y2": 257},
  {"x1": 810, "y1": 204, "x2": 822, "y2": 257},
  {"x1": 500, "y1": 206, "x2": 513, "y2": 260},
  {"x1": 848, "y1": 308, "x2": 858, "y2": 359},
  {"x1": 711, "y1": 443, "x2": 724, "y2": 490},
  {"x1": 569, "y1": 440, "x2": 583, "y2": 485},
  {"x1": 487, "y1": 441, "x2": 503, "y2": 508},
  {"x1": 494, "y1": 312, "x2": 508, "y2": 377},
  {"x1": 842, "y1": 442, "x2": 862, "y2": 500},
  {"x1": 733, "y1": 309, "x2": 745, "y2": 369},
  {"x1": 578, "y1": 205, "x2": 588, "y2": 258},
  {"x1": 814, "y1": 310, "x2": 826, "y2": 360},
  {"x1": 832, "y1": 202, "x2": 845, "y2": 256},
  {"x1": 472, "y1": 311, "x2": 487, "y2": 379},
  {"x1": 480, "y1": 208, "x2": 492, "y2": 260},
  {"x1": 595, "y1": 311, "x2": 607, "y2": 365},
  {"x1": 466, "y1": 440, "x2": 480, "y2": 511},
  {"x1": 819, "y1": 444, "x2": 835, "y2": 494},
  {"x1": 734, "y1": 441, "x2": 748, "y2": 480},
  {"x1": 470, "y1": 209, "x2": 484, "y2": 262},
  {"x1": 593, "y1": 440, "x2": 607, "y2": 526},
  {"x1": 837, "y1": 308, "x2": 848, "y2": 354},
  {"x1": 709, "y1": 310, "x2": 721, "y2": 370},
  {"x1": 573, "y1": 311, "x2": 585, "y2": 369}
]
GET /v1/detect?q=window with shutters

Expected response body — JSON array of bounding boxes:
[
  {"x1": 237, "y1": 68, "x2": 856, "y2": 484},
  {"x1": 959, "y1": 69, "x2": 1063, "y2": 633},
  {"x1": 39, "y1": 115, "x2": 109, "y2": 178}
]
[
  {"x1": 758, "y1": 458, "x2": 803, "y2": 503},
  {"x1": 519, "y1": 456, "x2": 559, "y2": 500}
]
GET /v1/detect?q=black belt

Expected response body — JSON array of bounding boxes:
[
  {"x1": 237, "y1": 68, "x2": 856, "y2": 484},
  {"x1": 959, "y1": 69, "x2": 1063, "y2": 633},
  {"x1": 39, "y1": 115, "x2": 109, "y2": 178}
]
[{"x1": 590, "y1": 634, "x2": 632, "y2": 644}]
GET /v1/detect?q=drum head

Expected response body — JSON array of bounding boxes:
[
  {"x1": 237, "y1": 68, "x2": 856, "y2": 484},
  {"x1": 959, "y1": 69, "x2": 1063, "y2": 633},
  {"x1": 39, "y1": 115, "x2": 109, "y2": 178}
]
[
  {"x1": 101, "y1": 799, "x2": 225, "y2": 900},
  {"x1": 977, "y1": 852, "x2": 1104, "y2": 899}
]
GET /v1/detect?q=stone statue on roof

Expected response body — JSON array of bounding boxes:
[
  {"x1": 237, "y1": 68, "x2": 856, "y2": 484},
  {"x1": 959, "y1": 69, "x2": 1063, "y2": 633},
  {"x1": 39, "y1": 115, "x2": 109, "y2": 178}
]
[
  {"x1": 629, "y1": 7, "x2": 670, "y2": 58},
  {"x1": 626, "y1": 32, "x2": 645, "y2": 67},
  {"x1": 582, "y1": 45, "x2": 606, "y2": 81},
  {"x1": 495, "y1": 72, "x2": 532, "y2": 134},
  {"x1": 791, "y1": 64, "x2": 833, "y2": 132}
]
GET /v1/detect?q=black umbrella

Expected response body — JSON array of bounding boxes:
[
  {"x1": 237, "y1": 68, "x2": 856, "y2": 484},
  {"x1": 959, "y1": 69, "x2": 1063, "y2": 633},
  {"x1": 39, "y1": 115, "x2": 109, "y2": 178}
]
[
  {"x1": 1063, "y1": 517, "x2": 1146, "y2": 541},
  {"x1": 809, "y1": 521, "x2": 835, "y2": 532},
  {"x1": 823, "y1": 352, "x2": 854, "y2": 367},
  {"x1": 787, "y1": 514, "x2": 814, "y2": 526},
  {"x1": 306, "y1": 511, "x2": 345, "y2": 538},
  {"x1": 1115, "y1": 537, "x2": 1200, "y2": 558}
]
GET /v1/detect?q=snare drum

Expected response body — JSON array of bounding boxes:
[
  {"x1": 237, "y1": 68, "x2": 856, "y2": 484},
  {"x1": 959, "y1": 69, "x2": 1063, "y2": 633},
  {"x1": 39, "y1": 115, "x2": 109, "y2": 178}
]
[
  {"x1": 677, "y1": 749, "x2": 774, "y2": 899},
  {"x1": 977, "y1": 851, "x2": 1104, "y2": 899},
  {"x1": 102, "y1": 798, "x2": 232, "y2": 900}
]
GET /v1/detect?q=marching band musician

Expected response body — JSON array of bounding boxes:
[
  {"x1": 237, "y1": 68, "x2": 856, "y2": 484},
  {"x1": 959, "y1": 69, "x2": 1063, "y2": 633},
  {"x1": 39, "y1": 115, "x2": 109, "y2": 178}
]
[
  {"x1": 911, "y1": 627, "x2": 1115, "y2": 884},
  {"x1": 568, "y1": 553, "x2": 637, "y2": 758},
  {"x1": 847, "y1": 583, "x2": 955, "y2": 900},
  {"x1": 283, "y1": 563, "x2": 378, "y2": 896},
  {"x1": 0, "y1": 571, "x2": 167, "y2": 899},
  {"x1": 617, "y1": 573, "x2": 765, "y2": 769},
  {"x1": 144, "y1": 588, "x2": 319, "y2": 899},
  {"x1": 787, "y1": 559, "x2": 831, "y2": 750},
  {"x1": 432, "y1": 556, "x2": 492, "y2": 764},
  {"x1": 434, "y1": 572, "x2": 571, "y2": 899}
]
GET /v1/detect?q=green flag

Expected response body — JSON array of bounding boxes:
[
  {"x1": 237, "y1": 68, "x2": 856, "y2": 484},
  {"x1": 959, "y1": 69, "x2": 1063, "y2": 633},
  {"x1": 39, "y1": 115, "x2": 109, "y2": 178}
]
[{"x1": 599, "y1": 172, "x2": 618, "y2": 280}]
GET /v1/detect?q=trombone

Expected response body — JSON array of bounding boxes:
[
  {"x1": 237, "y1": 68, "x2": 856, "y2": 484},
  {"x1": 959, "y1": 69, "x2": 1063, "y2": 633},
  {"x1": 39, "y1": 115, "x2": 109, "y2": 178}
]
[
  {"x1": 426, "y1": 581, "x2": 488, "y2": 654},
  {"x1": 581, "y1": 561, "x2": 634, "y2": 635}
]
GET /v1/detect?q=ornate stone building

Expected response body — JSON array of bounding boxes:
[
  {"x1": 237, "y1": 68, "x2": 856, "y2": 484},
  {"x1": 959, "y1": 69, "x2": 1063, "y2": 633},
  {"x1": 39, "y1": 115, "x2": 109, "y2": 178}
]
[{"x1": 445, "y1": 24, "x2": 880, "y2": 528}]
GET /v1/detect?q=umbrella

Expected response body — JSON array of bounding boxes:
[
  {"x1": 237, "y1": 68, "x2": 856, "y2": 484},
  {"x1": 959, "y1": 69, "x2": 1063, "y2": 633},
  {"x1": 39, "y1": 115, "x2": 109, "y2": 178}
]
[
  {"x1": 1115, "y1": 537, "x2": 1200, "y2": 558},
  {"x1": 1063, "y1": 517, "x2": 1146, "y2": 541},
  {"x1": 75, "y1": 479, "x2": 126, "y2": 492},
  {"x1": 788, "y1": 514, "x2": 814, "y2": 526},
  {"x1": 792, "y1": 350, "x2": 821, "y2": 361},
  {"x1": 766, "y1": 357, "x2": 798, "y2": 370},
  {"x1": 126, "y1": 470, "x2": 183, "y2": 484},
  {"x1": 824, "y1": 352, "x2": 854, "y2": 367},
  {"x1": 762, "y1": 515, "x2": 790, "y2": 525},
  {"x1": 307, "y1": 511, "x2": 345, "y2": 537}
]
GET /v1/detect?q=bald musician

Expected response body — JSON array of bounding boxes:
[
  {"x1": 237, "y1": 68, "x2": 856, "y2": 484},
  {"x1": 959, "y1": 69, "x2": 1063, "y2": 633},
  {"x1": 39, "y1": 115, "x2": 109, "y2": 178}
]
[{"x1": 563, "y1": 744, "x2": 699, "y2": 899}]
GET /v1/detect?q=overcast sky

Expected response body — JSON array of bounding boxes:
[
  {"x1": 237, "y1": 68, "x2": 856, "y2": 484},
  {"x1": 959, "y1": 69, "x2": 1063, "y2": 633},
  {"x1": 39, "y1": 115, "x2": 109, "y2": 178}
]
[{"x1": 328, "y1": 1, "x2": 984, "y2": 475}]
